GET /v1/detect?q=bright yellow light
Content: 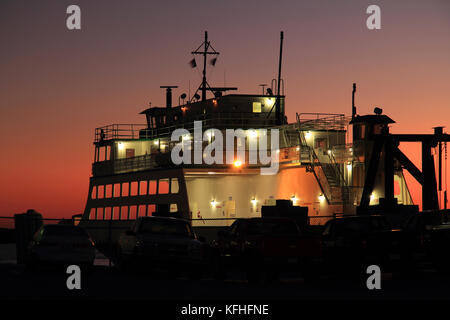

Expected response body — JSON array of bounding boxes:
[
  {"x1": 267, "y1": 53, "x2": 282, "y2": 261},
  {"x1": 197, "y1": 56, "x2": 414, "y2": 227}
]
[
  {"x1": 318, "y1": 194, "x2": 326, "y2": 202},
  {"x1": 251, "y1": 198, "x2": 258, "y2": 206},
  {"x1": 248, "y1": 130, "x2": 258, "y2": 138},
  {"x1": 305, "y1": 131, "x2": 312, "y2": 139},
  {"x1": 266, "y1": 98, "x2": 274, "y2": 107},
  {"x1": 296, "y1": 146, "x2": 300, "y2": 151},
  {"x1": 210, "y1": 200, "x2": 218, "y2": 208},
  {"x1": 153, "y1": 139, "x2": 159, "y2": 145},
  {"x1": 327, "y1": 150, "x2": 332, "y2": 155},
  {"x1": 291, "y1": 195, "x2": 298, "y2": 205},
  {"x1": 233, "y1": 160, "x2": 243, "y2": 168},
  {"x1": 118, "y1": 142, "x2": 124, "y2": 150},
  {"x1": 347, "y1": 163, "x2": 352, "y2": 171},
  {"x1": 370, "y1": 193, "x2": 375, "y2": 201}
]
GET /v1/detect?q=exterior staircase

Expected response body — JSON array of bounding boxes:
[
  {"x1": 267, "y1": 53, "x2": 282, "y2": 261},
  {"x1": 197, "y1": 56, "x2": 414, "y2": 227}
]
[{"x1": 298, "y1": 129, "x2": 349, "y2": 205}]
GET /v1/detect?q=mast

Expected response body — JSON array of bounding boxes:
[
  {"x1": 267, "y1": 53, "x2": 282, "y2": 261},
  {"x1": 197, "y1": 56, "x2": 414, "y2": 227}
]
[
  {"x1": 191, "y1": 31, "x2": 220, "y2": 101},
  {"x1": 276, "y1": 31, "x2": 284, "y2": 125},
  {"x1": 352, "y1": 83, "x2": 357, "y2": 119}
]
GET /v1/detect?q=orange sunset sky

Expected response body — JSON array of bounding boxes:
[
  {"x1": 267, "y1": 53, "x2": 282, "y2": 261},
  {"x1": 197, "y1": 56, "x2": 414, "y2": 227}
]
[{"x1": 1, "y1": 0, "x2": 450, "y2": 218}]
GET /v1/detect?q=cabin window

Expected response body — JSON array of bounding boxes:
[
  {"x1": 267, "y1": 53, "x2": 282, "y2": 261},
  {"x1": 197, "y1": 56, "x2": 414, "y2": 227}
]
[
  {"x1": 89, "y1": 208, "x2": 96, "y2": 220},
  {"x1": 105, "y1": 184, "x2": 112, "y2": 198},
  {"x1": 171, "y1": 178, "x2": 179, "y2": 193},
  {"x1": 149, "y1": 180, "x2": 157, "y2": 195},
  {"x1": 252, "y1": 102, "x2": 262, "y2": 113},
  {"x1": 130, "y1": 181, "x2": 138, "y2": 196},
  {"x1": 121, "y1": 206, "x2": 128, "y2": 220},
  {"x1": 360, "y1": 125, "x2": 366, "y2": 139},
  {"x1": 159, "y1": 179, "x2": 169, "y2": 194},
  {"x1": 106, "y1": 145, "x2": 111, "y2": 160},
  {"x1": 105, "y1": 207, "x2": 112, "y2": 220},
  {"x1": 139, "y1": 181, "x2": 148, "y2": 195},
  {"x1": 91, "y1": 186, "x2": 97, "y2": 200},
  {"x1": 129, "y1": 206, "x2": 137, "y2": 219},
  {"x1": 314, "y1": 138, "x2": 327, "y2": 149},
  {"x1": 112, "y1": 206, "x2": 120, "y2": 220},
  {"x1": 98, "y1": 147, "x2": 106, "y2": 162},
  {"x1": 97, "y1": 185, "x2": 104, "y2": 199},
  {"x1": 114, "y1": 183, "x2": 121, "y2": 197},
  {"x1": 147, "y1": 204, "x2": 156, "y2": 216},
  {"x1": 121, "y1": 183, "x2": 129, "y2": 197},
  {"x1": 126, "y1": 148, "x2": 135, "y2": 158},
  {"x1": 373, "y1": 124, "x2": 383, "y2": 135},
  {"x1": 138, "y1": 205, "x2": 146, "y2": 217},
  {"x1": 99, "y1": 207, "x2": 105, "y2": 220}
]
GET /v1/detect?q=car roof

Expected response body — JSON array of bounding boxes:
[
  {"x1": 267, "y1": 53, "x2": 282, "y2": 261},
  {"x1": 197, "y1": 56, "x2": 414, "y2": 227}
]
[
  {"x1": 136, "y1": 216, "x2": 189, "y2": 223},
  {"x1": 331, "y1": 215, "x2": 385, "y2": 221},
  {"x1": 239, "y1": 217, "x2": 296, "y2": 222},
  {"x1": 43, "y1": 224, "x2": 81, "y2": 229}
]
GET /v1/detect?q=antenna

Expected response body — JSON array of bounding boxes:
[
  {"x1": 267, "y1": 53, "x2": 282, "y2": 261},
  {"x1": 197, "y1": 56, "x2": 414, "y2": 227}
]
[
  {"x1": 352, "y1": 83, "x2": 357, "y2": 119},
  {"x1": 275, "y1": 31, "x2": 284, "y2": 125}
]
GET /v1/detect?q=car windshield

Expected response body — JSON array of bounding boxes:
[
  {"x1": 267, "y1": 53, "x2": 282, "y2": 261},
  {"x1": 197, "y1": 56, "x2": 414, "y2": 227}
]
[
  {"x1": 44, "y1": 225, "x2": 89, "y2": 237},
  {"x1": 246, "y1": 220, "x2": 298, "y2": 235},
  {"x1": 139, "y1": 219, "x2": 193, "y2": 237}
]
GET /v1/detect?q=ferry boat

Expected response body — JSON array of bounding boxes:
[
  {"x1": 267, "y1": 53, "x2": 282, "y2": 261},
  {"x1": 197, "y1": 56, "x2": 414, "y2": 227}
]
[{"x1": 79, "y1": 32, "x2": 414, "y2": 244}]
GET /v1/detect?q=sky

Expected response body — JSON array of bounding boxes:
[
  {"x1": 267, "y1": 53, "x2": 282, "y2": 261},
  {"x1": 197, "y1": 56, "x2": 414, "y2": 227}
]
[{"x1": 1, "y1": 0, "x2": 449, "y2": 218}]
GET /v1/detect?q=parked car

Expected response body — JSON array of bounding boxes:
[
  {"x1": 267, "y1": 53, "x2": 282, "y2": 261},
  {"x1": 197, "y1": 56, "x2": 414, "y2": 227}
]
[
  {"x1": 321, "y1": 215, "x2": 400, "y2": 274},
  {"x1": 117, "y1": 217, "x2": 207, "y2": 277},
  {"x1": 211, "y1": 217, "x2": 322, "y2": 283},
  {"x1": 398, "y1": 209, "x2": 450, "y2": 272},
  {"x1": 26, "y1": 224, "x2": 96, "y2": 270}
]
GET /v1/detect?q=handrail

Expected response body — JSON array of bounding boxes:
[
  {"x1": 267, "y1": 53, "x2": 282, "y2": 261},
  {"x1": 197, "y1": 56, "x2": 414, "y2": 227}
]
[
  {"x1": 299, "y1": 130, "x2": 332, "y2": 204},
  {"x1": 94, "y1": 114, "x2": 280, "y2": 143}
]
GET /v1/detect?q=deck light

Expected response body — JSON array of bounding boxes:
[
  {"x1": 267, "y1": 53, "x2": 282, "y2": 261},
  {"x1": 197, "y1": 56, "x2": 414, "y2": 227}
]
[
  {"x1": 118, "y1": 142, "x2": 124, "y2": 150},
  {"x1": 248, "y1": 130, "x2": 258, "y2": 138},
  {"x1": 251, "y1": 198, "x2": 258, "y2": 206},
  {"x1": 347, "y1": 163, "x2": 352, "y2": 171},
  {"x1": 318, "y1": 194, "x2": 326, "y2": 202},
  {"x1": 210, "y1": 200, "x2": 218, "y2": 208},
  {"x1": 233, "y1": 160, "x2": 243, "y2": 168},
  {"x1": 153, "y1": 139, "x2": 159, "y2": 145},
  {"x1": 305, "y1": 131, "x2": 312, "y2": 139},
  {"x1": 291, "y1": 195, "x2": 298, "y2": 205}
]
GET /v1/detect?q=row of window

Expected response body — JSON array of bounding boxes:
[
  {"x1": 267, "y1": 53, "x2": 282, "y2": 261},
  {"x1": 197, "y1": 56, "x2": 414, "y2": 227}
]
[
  {"x1": 89, "y1": 203, "x2": 178, "y2": 220},
  {"x1": 91, "y1": 178, "x2": 179, "y2": 200}
]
